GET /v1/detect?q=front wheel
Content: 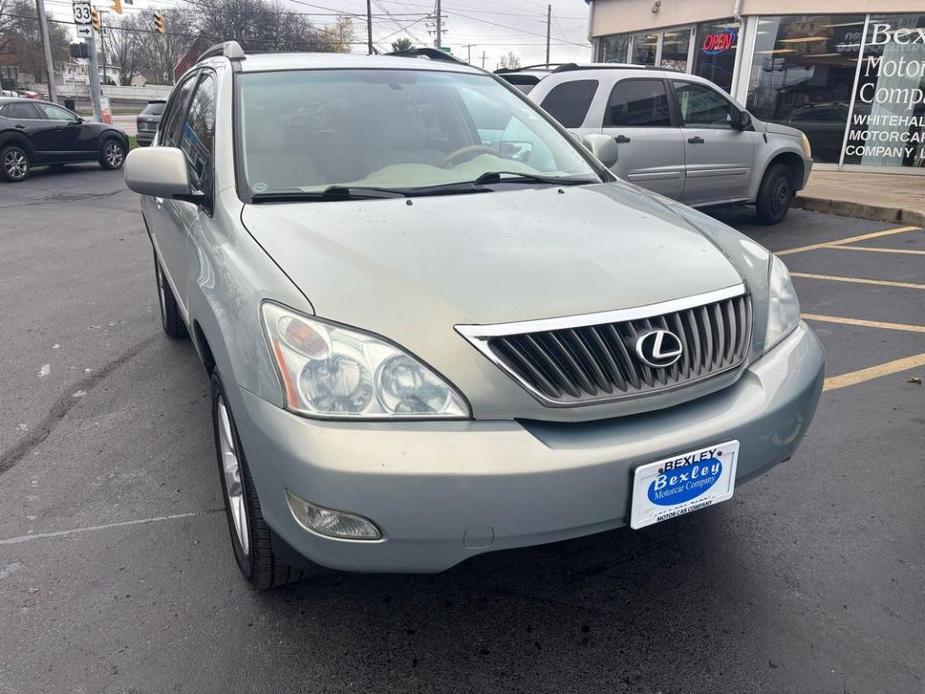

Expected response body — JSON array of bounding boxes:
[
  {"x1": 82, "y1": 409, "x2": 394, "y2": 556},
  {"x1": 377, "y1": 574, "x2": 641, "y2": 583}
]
[
  {"x1": 211, "y1": 373, "x2": 307, "y2": 590},
  {"x1": 0, "y1": 144, "x2": 31, "y2": 182},
  {"x1": 99, "y1": 137, "x2": 126, "y2": 170},
  {"x1": 755, "y1": 163, "x2": 793, "y2": 225}
]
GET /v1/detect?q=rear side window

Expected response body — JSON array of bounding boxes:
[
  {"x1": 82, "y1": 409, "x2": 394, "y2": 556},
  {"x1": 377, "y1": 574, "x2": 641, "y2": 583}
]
[
  {"x1": 605, "y1": 79, "x2": 671, "y2": 127},
  {"x1": 160, "y1": 73, "x2": 198, "y2": 146},
  {"x1": 540, "y1": 79, "x2": 598, "y2": 128},
  {"x1": 1, "y1": 102, "x2": 40, "y2": 119},
  {"x1": 142, "y1": 102, "x2": 165, "y2": 116},
  {"x1": 180, "y1": 74, "x2": 216, "y2": 193}
]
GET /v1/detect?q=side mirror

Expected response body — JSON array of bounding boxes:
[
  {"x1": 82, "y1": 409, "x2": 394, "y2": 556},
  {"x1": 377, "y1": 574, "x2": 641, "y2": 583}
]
[
  {"x1": 581, "y1": 133, "x2": 619, "y2": 168},
  {"x1": 124, "y1": 147, "x2": 199, "y2": 201},
  {"x1": 735, "y1": 110, "x2": 752, "y2": 130}
]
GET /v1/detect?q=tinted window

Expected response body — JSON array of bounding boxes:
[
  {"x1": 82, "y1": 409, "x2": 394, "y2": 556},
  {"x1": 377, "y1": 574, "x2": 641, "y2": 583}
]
[
  {"x1": 180, "y1": 74, "x2": 216, "y2": 192},
  {"x1": 673, "y1": 81, "x2": 735, "y2": 128},
  {"x1": 1, "y1": 102, "x2": 39, "y2": 119},
  {"x1": 605, "y1": 79, "x2": 671, "y2": 127},
  {"x1": 37, "y1": 103, "x2": 76, "y2": 121},
  {"x1": 142, "y1": 102, "x2": 165, "y2": 116},
  {"x1": 161, "y1": 74, "x2": 198, "y2": 147},
  {"x1": 540, "y1": 79, "x2": 598, "y2": 128}
]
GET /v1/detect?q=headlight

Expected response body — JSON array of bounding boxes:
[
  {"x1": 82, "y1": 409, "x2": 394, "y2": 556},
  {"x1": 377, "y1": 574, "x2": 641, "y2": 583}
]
[
  {"x1": 800, "y1": 132, "x2": 812, "y2": 159},
  {"x1": 765, "y1": 255, "x2": 801, "y2": 352},
  {"x1": 261, "y1": 302, "x2": 469, "y2": 419}
]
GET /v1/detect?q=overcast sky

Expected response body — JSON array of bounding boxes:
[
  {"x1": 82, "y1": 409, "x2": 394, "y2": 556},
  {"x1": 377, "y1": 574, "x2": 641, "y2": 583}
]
[{"x1": 46, "y1": 0, "x2": 593, "y2": 71}]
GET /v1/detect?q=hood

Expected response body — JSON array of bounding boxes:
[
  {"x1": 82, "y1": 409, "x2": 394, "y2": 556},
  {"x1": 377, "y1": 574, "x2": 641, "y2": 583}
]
[
  {"x1": 241, "y1": 182, "x2": 743, "y2": 334},
  {"x1": 763, "y1": 120, "x2": 804, "y2": 139}
]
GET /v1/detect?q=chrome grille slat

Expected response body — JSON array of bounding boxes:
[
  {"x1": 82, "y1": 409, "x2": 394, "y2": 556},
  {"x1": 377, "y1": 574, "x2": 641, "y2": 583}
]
[{"x1": 464, "y1": 287, "x2": 752, "y2": 406}]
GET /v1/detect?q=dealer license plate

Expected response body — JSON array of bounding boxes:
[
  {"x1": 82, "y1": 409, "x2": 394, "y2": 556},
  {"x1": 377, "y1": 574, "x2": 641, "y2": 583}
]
[{"x1": 630, "y1": 441, "x2": 739, "y2": 530}]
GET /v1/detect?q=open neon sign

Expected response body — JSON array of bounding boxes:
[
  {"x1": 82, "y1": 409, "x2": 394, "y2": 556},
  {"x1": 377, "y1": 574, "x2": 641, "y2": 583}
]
[{"x1": 702, "y1": 29, "x2": 737, "y2": 54}]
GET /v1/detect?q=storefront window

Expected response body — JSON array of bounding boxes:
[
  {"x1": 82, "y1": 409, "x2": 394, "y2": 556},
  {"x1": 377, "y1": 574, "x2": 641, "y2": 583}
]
[
  {"x1": 694, "y1": 19, "x2": 739, "y2": 92},
  {"x1": 661, "y1": 28, "x2": 691, "y2": 71},
  {"x1": 631, "y1": 32, "x2": 659, "y2": 66},
  {"x1": 843, "y1": 14, "x2": 925, "y2": 168},
  {"x1": 600, "y1": 34, "x2": 630, "y2": 63},
  {"x1": 745, "y1": 15, "x2": 864, "y2": 163}
]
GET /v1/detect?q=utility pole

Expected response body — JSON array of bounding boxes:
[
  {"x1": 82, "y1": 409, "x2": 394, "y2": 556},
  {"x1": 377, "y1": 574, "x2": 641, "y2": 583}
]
[
  {"x1": 481, "y1": 50, "x2": 486, "y2": 69},
  {"x1": 545, "y1": 4, "x2": 551, "y2": 66},
  {"x1": 366, "y1": 0, "x2": 373, "y2": 54},
  {"x1": 100, "y1": 17, "x2": 106, "y2": 85},
  {"x1": 434, "y1": 0, "x2": 441, "y2": 49},
  {"x1": 35, "y1": 0, "x2": 58, "y2": 102},
  {"x1": 463, "y1": 43, "x2": 474, "y2": 64},
  {"x1": 87, "y1": 29, "x2": 102, "y2": 121}
]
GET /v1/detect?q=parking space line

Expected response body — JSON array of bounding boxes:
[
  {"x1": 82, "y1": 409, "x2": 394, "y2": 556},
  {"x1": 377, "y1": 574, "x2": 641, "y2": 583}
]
[
  {"x1": 0, "y1": 511, "x2": 219, "y2": 545},
  {"x1": 776, "y1": 225, "x2": 921, "y2": 256},
  {"x1": 830, "y1": 246, "x2": 925, "y2": 257},
  {"x1": 790, "y1": 272, "x2": 925, "y2": 290},
  {"x1": 824, "y1": 353, "x2": 925, "y2": 392},
  {"x1": 802, "y1": 313, "x2": 925, "y2": 334}
]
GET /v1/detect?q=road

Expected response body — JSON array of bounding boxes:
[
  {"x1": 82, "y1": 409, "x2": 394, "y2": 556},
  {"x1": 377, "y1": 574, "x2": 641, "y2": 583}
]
[{"x1": 1, "y1": 166, "x2": 923, "y2": 693}]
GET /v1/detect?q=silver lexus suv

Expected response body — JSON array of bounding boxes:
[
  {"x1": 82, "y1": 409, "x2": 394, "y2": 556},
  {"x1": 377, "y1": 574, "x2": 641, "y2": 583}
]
[
  {"x1": 515, "y1": 64, "x2": 813, "y2": 224},
  {"x1": 124, "y1": 43, "x2": 825, "y2": 589}
]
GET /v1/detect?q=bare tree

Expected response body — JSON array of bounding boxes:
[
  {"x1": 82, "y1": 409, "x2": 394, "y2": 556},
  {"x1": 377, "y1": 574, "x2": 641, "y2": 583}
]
[
  {"x1": 137, "y1": 8, "x2": 195, "y2": 84},
  {"x1": 497, "y1": 51, "x2": 521, "y2": 70},
  {"x1": 0, "y1": 0, "x2": 69, "y2": 84},
  {"x1": 103, "y1": 14, "x2": 146, "y2": 85},
  {"x1": 390, "y1": 37, "x2": 413, "y2": 53}
]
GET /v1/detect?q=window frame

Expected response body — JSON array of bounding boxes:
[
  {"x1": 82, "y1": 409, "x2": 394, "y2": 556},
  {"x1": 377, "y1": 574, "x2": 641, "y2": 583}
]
[
  {"x1": 668, "y1": 78, "x2": 740, "y2": 130},
  {"x1": 603, "y1": 77, "x2": 677, "y2": 129}
]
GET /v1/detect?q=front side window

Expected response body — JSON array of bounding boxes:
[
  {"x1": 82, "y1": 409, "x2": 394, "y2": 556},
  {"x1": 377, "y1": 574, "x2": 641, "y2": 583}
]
[
  {"x1": 235, "y1": 69, "x2": 599, "y2": 197},
  {"x1": 605, "y1": 79, "x2": 672, "y2": 127},
  {"x1": 37, "y1": 103, "x2": 77, "y2": 121},
  {"x1": 161, "y1": 73, "x2": 198, "y2": 147},
  {"x1": 180, "y1": 74, "x2": 216, "y2": 192},
  {"x1": 0, "y1": 102, "x2": 40, "y2": 119},
  {"x1": 673, "y1": 81, "x2": 735, "y2": 128},
  {"x1": 540, "y1": 79, "x2": 598, "y2": 127}
]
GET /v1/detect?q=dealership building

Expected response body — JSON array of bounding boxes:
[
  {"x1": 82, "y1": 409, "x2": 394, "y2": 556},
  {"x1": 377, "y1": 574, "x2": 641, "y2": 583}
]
[{"x1": 586, "y1": 1, "x2": 925, "y2": 174}]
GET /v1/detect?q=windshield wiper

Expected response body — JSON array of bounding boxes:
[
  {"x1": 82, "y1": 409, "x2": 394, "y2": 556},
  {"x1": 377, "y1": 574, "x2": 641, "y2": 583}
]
[
  {"x1": 250, "y1": 185, "x2": 408, "y2": 202},
  {"x1": 474, "y1": 171, "x2": 598, "y2": 186}
]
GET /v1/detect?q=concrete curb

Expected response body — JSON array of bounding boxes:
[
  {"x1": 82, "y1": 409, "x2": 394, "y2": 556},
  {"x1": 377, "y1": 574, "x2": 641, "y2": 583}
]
[{"x1": 794, "y1": 194, "x2": 925, "y2": 227}]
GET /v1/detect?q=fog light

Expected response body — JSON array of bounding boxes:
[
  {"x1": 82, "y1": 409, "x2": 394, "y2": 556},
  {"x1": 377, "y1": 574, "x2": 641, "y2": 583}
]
[{"x1": 286, "y1": 490, "x2": 381, "y2": 540}]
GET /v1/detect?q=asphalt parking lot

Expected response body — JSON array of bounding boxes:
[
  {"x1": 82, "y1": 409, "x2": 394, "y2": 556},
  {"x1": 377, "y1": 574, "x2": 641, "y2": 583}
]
[{"x1": 1, "y1": 165, "x2": 923, "y2": 694}]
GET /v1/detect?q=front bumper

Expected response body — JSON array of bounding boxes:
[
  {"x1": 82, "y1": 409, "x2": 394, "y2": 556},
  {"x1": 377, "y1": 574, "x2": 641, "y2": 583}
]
[{"x1": 230, "y1": 322, "x2": 824, "y2": 573}]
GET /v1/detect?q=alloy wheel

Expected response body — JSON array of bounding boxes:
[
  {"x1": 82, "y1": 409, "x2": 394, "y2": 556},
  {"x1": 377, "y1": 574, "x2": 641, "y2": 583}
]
[
  {"x1": 217, "y1": 395, "x2": 249, "y2": 556},
  {"x1": 105, "y1": 142, "x2": 124, "y2": 168},
  {"x1": 3, "y1": 149, "x2": 27, "y2": 180}
]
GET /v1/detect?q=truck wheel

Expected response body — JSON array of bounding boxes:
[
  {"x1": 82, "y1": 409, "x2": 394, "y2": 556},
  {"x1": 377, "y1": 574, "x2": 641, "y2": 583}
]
[
  {"x1": 1, "y1": 144, "x2": 31, "y2": 182},
  {"x1": 755, "y1": 163, "x2": 793, "y2": 225},
  {"x1": 211, "y1": 372, "x2": 306, "y2": 590},
  {"x1": 153, "y1": 252, "x2": 188, "y2": 339}
]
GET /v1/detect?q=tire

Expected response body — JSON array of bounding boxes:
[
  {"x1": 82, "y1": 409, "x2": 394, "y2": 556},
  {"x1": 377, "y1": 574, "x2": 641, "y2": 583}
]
[
  {"x1": 99, "y1": 136, "x2": 126, "y2": 170},
  {"x1": 211, "y1": 372, "x2": 306, "y2": 590},
  {"x1": 0, "y1": 144, "x2": 31, "y2": 182},
  {"x1": 153, "y1": 252, "x2": 188, "y2": 339},
  {"x1": 755, "y1": 163, "x2": 794, "y2": 225}
]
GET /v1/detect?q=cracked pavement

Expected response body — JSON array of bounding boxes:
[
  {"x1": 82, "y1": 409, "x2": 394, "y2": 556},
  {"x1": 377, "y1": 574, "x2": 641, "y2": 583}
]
[{"x1": 0, "y1": 165, "x2": 922, "y2": 693}]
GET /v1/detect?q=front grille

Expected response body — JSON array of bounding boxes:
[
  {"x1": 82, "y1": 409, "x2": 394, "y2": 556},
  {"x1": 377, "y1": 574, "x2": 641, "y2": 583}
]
[{"x1": 460, "y1": 287, "x2": 752, "y2": 406}]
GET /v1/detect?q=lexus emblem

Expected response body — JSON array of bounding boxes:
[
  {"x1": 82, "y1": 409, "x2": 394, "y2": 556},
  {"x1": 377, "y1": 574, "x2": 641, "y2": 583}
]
[{"x1": 634, "y1": 329, "x2": 683, "y2": 368}]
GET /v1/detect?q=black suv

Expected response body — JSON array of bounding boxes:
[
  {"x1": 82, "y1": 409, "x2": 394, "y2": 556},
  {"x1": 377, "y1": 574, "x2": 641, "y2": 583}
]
[{"x1": 0, "y1": 97, "x2": 129, "y2": 182}]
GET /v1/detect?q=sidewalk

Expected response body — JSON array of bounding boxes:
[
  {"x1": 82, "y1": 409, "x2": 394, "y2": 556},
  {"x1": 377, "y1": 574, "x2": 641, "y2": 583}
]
[{"x1": 796, "y1": 169, "x2": 925, "y2": 226}]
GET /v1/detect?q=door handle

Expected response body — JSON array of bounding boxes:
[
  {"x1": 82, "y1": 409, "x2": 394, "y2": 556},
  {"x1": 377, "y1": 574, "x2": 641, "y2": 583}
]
[
  {"x1": 613, "y1": 135, "x2": 631, "y2": 144},
  {"x1": 15, "y1": 124, "x2": 24, "y2": 130},
  {"x1": 688, "y1": 136, "x2": 705, "y2": 144}
]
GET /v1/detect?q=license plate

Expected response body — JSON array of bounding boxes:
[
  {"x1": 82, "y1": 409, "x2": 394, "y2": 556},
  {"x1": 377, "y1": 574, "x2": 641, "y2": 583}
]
[{"x1": 630, "y1": 441, "x2": 739, "y2": 529}]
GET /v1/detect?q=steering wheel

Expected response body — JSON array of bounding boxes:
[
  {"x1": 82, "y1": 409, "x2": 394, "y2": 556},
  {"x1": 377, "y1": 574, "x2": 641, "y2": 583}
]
[{"x1": 439, "y1": 144, "x2": 497, "y2": 168}]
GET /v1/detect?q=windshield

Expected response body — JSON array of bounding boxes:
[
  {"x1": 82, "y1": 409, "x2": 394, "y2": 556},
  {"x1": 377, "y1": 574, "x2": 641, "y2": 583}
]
[{"x1": 235, "y1": 68, "x2": 600, "y2": 197}]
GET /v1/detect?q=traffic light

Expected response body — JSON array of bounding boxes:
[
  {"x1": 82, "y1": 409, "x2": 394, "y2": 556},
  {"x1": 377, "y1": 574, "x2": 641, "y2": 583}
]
[
  {"x1": 111, "y1": 0, "x2": 122, "y2": 14},
  {"x1": 153, "y1": 12, "x2": 164, "y2": 34},
  {"x1": 91, "y1": 8, "x2": 101, "y2": 31}
]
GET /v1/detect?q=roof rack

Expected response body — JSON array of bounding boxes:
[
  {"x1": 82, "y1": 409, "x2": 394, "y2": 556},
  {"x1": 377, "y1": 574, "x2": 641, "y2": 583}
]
[
  {"x1": 387, "y1": 47, "x2": 468, "y2": 66},
  {"x1": 198, "y1": 40, "x2": 245, "y2": 63},
  {"x1": 495, "y1": 63, "x2": 569, "y2": 74},
  {"x1": 553, "y1": 62, "x2": 681, "y2": 73}
]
